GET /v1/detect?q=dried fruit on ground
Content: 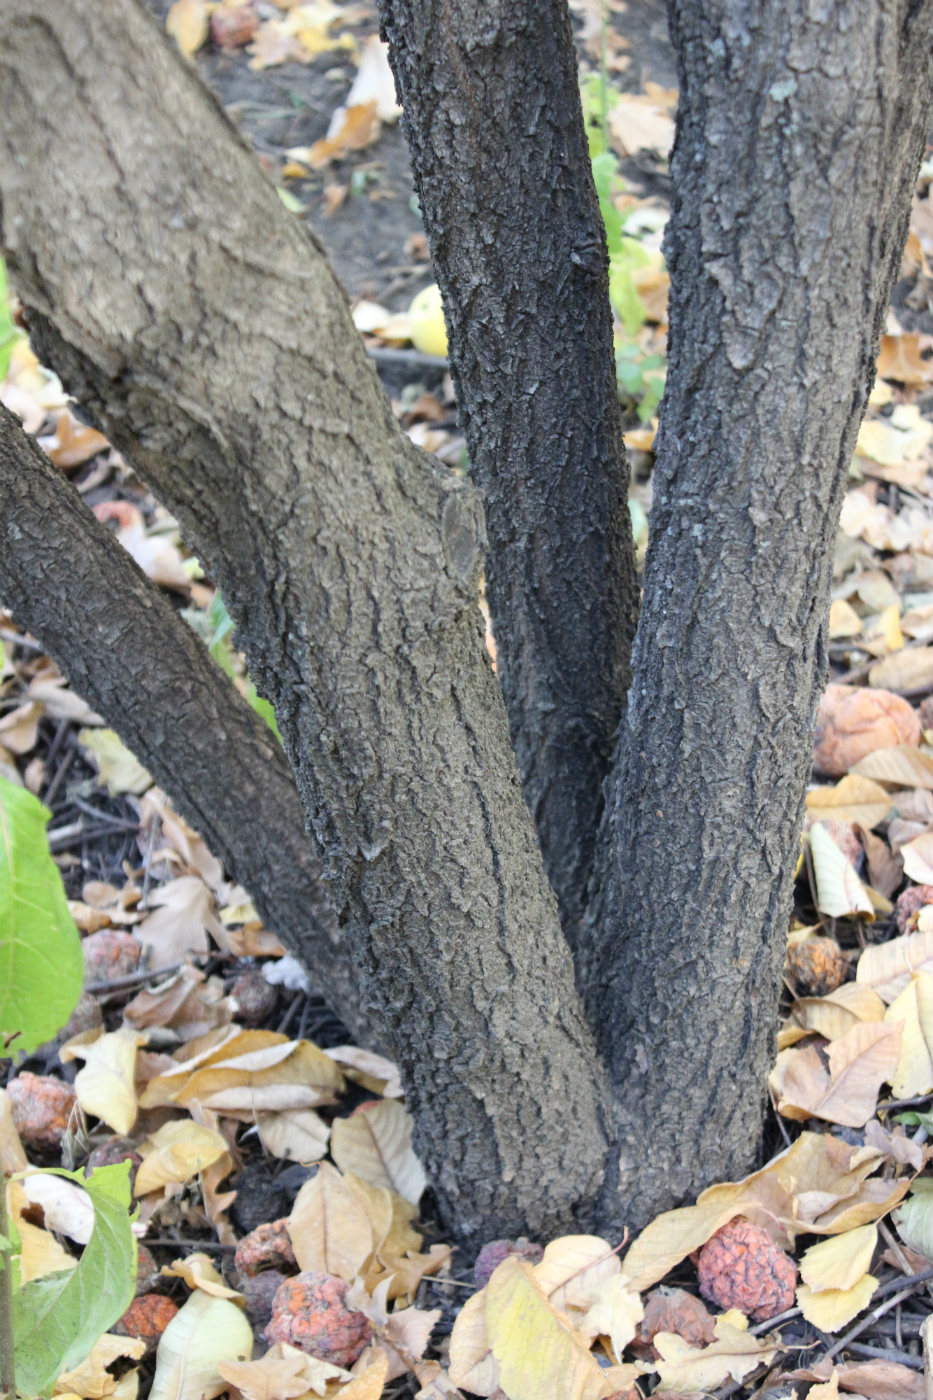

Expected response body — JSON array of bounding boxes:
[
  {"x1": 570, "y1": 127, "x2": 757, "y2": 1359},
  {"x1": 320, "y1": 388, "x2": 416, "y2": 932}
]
[
  {"x1": 230, "y1": 967, "x2": 279, "y2": 1027},
  {"x1": 7, "y1": 1072, "x2": 76, "y2": 1149},
  {"x1": 785, "y1": 937, "x2": 848, "y2": 996},
  {"x1": 82, "y1": 930, "x2": 141, "y2": 983},
  {"x1": 234, "y1": 1217, "x2": 297, "y2": 1278},
  {"x1": 697, "y1": 1219, "x2": 797, "y2": 1321},
  {"x1": 474, "y1": 1237, "x2": 544, "y2": 1289},
  {"x1": 813, "y1": 684, "x2": 921, "y2": 777},
  {"x1": 85, "y1": 1136, "x2": 143, "y2": 1193},
  {"x1": 634, "y1": 1286, "x2": 716, "y2": 1355},
  {"x1": 113, "y1": 1294, "x2": 179, "y2": 1355},
  {"x1": 135, "y1": 1243, "x2": 161, "y2": 1295},
  {"x1": 241, "y1": 1269, "x2": 287, "y2": 1330},
  {"x1": 264, "y1": 1271, "x2": 373, "y2": 1366},
  {"x1": 210, "y1": 2, "x2": 257, "y2": 49},
  {"x1": 896, "y1": 884, "x2": 933, "y2": 934}
]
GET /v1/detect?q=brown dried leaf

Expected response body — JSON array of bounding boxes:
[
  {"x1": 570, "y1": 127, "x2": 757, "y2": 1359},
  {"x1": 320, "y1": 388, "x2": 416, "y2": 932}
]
[{"x1": 772, "y1": 1021, "x2": 902, "y2": 1126}]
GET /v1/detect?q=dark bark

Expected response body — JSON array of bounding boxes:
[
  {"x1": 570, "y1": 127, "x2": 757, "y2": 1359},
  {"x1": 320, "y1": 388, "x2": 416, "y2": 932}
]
[
  {"x1": 0, "y1": 0, "x2": 612, "y2": 1243},
  {"x1": 0, "y1": 403, "x2": 371, "y2": 1031},
  {"x1": 378, "y1": 0, "x2": 638, "y2": 938},
  {"x1": 583, "y1": 0, "x2": 933, "y2": 1231}
]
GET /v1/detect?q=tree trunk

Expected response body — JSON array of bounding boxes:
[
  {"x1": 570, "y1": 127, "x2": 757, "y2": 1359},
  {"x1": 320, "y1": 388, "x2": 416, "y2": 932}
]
[
  {"x1": 378, "y1": 0, "x2": 638, "y2": 938},
  {"x1": 0, "y1": 403, "x2": 375, "y2": 1034},
  {"x1": 583, "y1": 0, "x2": 933, "y2": 1231},
  {"x1": 0, "y1": 0, "x2": 612, "y2": 1244}
]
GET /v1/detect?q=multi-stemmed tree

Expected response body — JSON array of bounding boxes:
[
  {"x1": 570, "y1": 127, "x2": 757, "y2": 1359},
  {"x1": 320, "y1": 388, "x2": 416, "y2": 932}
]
[{"x1": 1, "y1": 0, "x2": 930, "y2": 1243}]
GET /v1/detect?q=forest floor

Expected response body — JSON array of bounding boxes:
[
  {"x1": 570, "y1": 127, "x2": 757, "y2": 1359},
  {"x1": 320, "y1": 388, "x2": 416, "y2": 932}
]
[{"x1": 0, "y1": 3, "x2": 932, "y2": 1400}]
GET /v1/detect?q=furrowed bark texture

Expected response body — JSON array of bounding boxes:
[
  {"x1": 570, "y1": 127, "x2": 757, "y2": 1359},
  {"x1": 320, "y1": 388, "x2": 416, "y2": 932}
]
[
  {"x1": 0, "y1": 403, "x2": 370, "y2": 1033},
  {"x1": 378, "y1": 0, "x2": 638, "y2": 938},
  {"x1": 584, "y1": 0, "x2": 933, "y2": 1231},
  {"x1": 0, "y1": 0, "x2": 612, "y2": 1241}
]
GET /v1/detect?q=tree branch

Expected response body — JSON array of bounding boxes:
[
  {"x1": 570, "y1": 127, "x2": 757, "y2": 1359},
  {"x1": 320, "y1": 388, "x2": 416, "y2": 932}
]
[
  {"x1": 0, "y1": 402, "x2": 371, "y2": 1033},
  {"x1": 378, "y1": 0, "x2": 638, "y2": 939},
  {"x1": 0, "y1": 0, "x2": 611, "y2": 1241}
]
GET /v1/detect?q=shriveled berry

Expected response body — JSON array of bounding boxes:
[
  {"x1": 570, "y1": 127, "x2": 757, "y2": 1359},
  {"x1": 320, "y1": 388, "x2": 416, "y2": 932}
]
[
  {"x1": 234, "y1": 1218, "x2": 297, "y2": 1278},
  {"x1": 474, "y1": 1238, "x2": 544, "y2": 1289},
  {"x1": 635, "y1": 1286, "x2": 716, "y2": 1355},
  {"x1": 82, "y1": 930, "x2": 141, "y2": 983},
  {"x1": 7, "y1": 1073, "x2": 76, "y2": 1149},
  {"x1": 697, "y1": 1218, "x2": 796, "y2": 1321},
  {"x1": 135, "y1": 1243, "x2": 160, "y2": 1295},
  {"x1": 112, "y1": 1294, "x2": 178, "y2": 1355},
  {"x1": 85, "y1": 1137, "x2": 143, "y2": 1194},
  {"x1": 896, "y1": 884, "x2": 933, "y2": 934},
  {"x1": 265, "y1": 1272, "x2": 372, "y2": 1367},
  {"x1": 241, "y1": 1269, "x2": 287, "y2": 1330},
  {"x1": 230, "y1": 968, "x2": 278, "y2": 1027},
  {"x1": 785, "y1": 936, "x2": 848, "y2": 996}
]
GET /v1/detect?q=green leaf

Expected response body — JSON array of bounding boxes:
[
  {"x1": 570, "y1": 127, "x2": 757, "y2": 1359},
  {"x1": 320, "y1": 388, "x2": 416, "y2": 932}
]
[
  {"x1": 0, "y1": 777, "x2": 84, "y2": 1055},
  {"x1": 892, "y1": 1178, "x2": 933, "y2": 1264},
  {"x1": 0, "y1": 258, "x2": 23, "y2": 383},
  {"x1": 208, "y1": 594, "x2": 280, "y2": 740},
  {"x1": 12, "y1": 1164, "x2": 138, "y2": 1397}
]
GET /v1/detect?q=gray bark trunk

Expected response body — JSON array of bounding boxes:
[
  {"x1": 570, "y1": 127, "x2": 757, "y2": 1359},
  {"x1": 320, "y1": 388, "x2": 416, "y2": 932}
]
[
  {"x1": 378, "y1": 0, "x2": 638, "y2": 939},
  {"x1": 0, "y1": 402, "x2": 370, "y2": 1034},
  {"x1": 583, "y1": 0, "x2": 933, "y2": 1231},
  {"x1": 0, "y1": 0, "x2": 611, "y2": 1243}
]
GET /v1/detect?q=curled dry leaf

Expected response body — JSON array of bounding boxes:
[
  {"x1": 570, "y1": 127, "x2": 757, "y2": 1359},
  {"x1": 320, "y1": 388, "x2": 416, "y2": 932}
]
[
  {"x1": 161, "y1": 1252, "x2": 244, "y2": 1300},
  {"x1": 134, "y1": 1119, "x2": 230, "y2": 1196},
  {"x1": 857, "y1": 925, "x2": 933, "y2": 1003},
  {"x1": 149, "y1": 1291, "x2": 252, "y2": 1400},
  {"x1": 61, "y1": 1026, "x2": 144, "y2": 1136},
  {"x1": 771, "y1": 1020, "x2": 902, "y2": 1127},
  {"x1": 55, "y1": 1332, "x2": 147, "y2": 1400},
  {"x1": 330, "y1": 1099, "x2": 426, "y2": 1205},
  {"x1": 651, "y1": 1313, "x2": 779, "y2": 1395},
  {"x1": 797, "y1": 1272, "x2": 878, "y2": 1332}
]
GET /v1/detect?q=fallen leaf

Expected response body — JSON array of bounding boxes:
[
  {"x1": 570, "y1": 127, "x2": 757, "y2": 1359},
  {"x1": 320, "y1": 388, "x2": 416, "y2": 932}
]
[
  {"x1": 447, "y1": 1289, "x2": 498, "y2": 1396},
  {"x1": 61, "y1": 1026, "x2": 143, "y2": 1135},
  {"x1": 78, "y1": 729, "x2": 151, "y2": 797},
  {"x1": 485, "y1": 1258, "x2": 616, "y2": 1400},
  {"x1": 307, "y1": 102, "x2": 382, "y2": 168},
  {"x1": 851, "y1": 747, "x2": 933, "y2": 791},
  {"x1": 652, "y1": 1313, "x2": 779, "y2": 1394},
  {"x1": 149, "y1": 1291, "x2": 252, "y2": 1400},
  {"x1": 165, "y1": 0, "x2": 209, "y2": 58},
  {"x1": 869, "y1": 646, "x2": 933, "y2": 692},
  {"x1": 790, "y1": 985, "x2": 885, "y2": 1042},
  {"x1": 55, "y1": 1334, "x2": 146, "y2": 1400},
  {"x1": 857, "y1": 925, "x2": 933, "y2": 1003},
  {"x1": 809, "y1": 823, "x2": 875, "y2": 918},
  {"x1": 772, "y1": 1021, "x2": 902, "y2": 1126},
  {"x1": 330, "y1": 1099, "x2": 426, "y2": 1205},
  {"x1": 288, "y1": 1161, "x2": 374, "y2": 1280},
  {"x1": 798, "y1": 1224, "x2": 877, "y2": 1293},
  {"x1": 134, "y1": 1120, "x2": 231, "y2": 1196},
  {"x1": 892, "y1": 1179, "x2": 933, "y2": 1261},
  {"x1": 902, "y1": 831, "x2": 933, "y2": 884},
  {"x1": 218, "y1": 1344, "x2": 346, "y2": 1400},
  {"x1": 884, "y1": 971, "x2": 933, "y2": 1097},
  {"x1": 325, "y1": 1046, "x2": 403, "y2": 1098},
  {"x1": 532, "y1": 1235, "x2": 621, "y2": 1311},
  {"x1": 806, "y1": 777, "x2": 893, "y2": 828},
  {"x1": 39, "y1": 408, "x2": 109, "y2": 468},
  {"x1": 877, "y1": 332, "x2": 933, "y2": 386},
  {"x1": 797, "y1": 1272, "x2": 878, "y2": 1331},
  {"x1": 134, "y1": 877, "x2": 225, "y2": 970},
  {"x1": 257, "y1": 1106, "x2": 331, "y2": 1164}
]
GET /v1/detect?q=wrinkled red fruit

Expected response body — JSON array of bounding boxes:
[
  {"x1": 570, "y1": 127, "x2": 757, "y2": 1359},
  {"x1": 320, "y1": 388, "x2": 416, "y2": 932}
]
[
  {"x1": 7, "y1": 1072, "x2": 76, "y2": 1149},
  {"x1": 112, "y1": 1294, "x2": 179, "y2": 1355},
  {"x1": 697, "y1": 1218, "x2": 797, "y2": 1322},
  {"x1": 474, "y1": 1237, "x2": 544, "y2": 1290},
  {"x1": 265, "y1": 1271, "x2": 373, "y2": 1366},
  {"x1": 234, "y1": 1217, "x2": 297, "y2": 1278}
]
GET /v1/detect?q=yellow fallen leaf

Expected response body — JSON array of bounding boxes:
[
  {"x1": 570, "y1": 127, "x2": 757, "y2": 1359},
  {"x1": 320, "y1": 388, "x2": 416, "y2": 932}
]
[
  {"x1": 857, "y1": 925, "x2": 933, "y2": 1003},
  {"x1": 166, "y1": 0, "x2": 209, "y2": 58},
  {"x1": 288, "y1": 1161, "x2": 374, "y2": 1280},
  {"x1": 7, "y1": 1179, "x2": 75, "y2": 1282},
  {"x1": 652, "y1": 1315, "x2": 779, "y2": 1394},
  {"x1": 902, "y1": 831, "x2": 933, "y2": 884},
  {"x1": 447, "y1": 1289, "x2": 498, "y2": 1396},
  {"x1": 772, "y1": 1021, "x2": 902, "y2": 1126},
  {"x1": 877, "y1": 332, "x2": 933, "y2": 386},
  {"x1": 218, "y1": 1343, "x2": 346, "y2": 1400},
  {"x1": 330, "y1": 1099, "x2": 426, "y2": 1204},
  {"x1": 857, "y1": 403, "x2": 933, "y2": 465},
  {"x1": 806, "y1": 777, "x2": 892, "y2": 829},
  {"x1": 829, "y1": 599, "x2": 863, "y2": 639},
  {"x1": 161, "y1": 1252, "x2": 243, "y2": 1300},
  {"x1": 809, "y1": 823, "x2": 875, "y2": 918},
  {"x1": 790, "y1": 984, "x2": 885, "y2": 1042},
  {"x1": 577, "y1": 1273, "x2": 644, "y2": 1361},
  {"x1": 485, "y1": 1258, "x2": 616, "y2": 1400},
  {"x1": 256, "y1": 1107, "x2": 330, "y2": 1164},
  {"x1": 135, "y1": 1120, "x2": 230, "y2": 1196},
  {"x1": 797, "y1": 1272, "x2": 877, "y2": 1331},
  {"x1": 149, "y1": 1292, "x2": 252, "y2": 1400},
  {"x1": 798, "y1": 1224, "x2": 877, "y2": 1293},
  {"x1": 884, "y1": 971, "x2": 933, "y2": 1097},
  {"x1": 851, "y1": 746, "x2": 933, "y2": 791},
  {"x1": 532, "y1": 1235, "x2": 620, "y2": 1310},
  {"x1": 869, "y1": 646, "x2": 933, "y2": 692},
  {"x1": 62, "y1": 1027, "x2": 143, "y2": 1135},
  {"x1": 308, "y1": 102, "x2": 381, "y2": 168},
  {"x1": 77, "y1": 728, "x2": 151, "y2": 797},
  {"x1": 55, "y1": 1334, "x2": 146, "y2": 1400},
  {"x1": 807, "y1": 1375, "x2": 841, "y2": 1400}
]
